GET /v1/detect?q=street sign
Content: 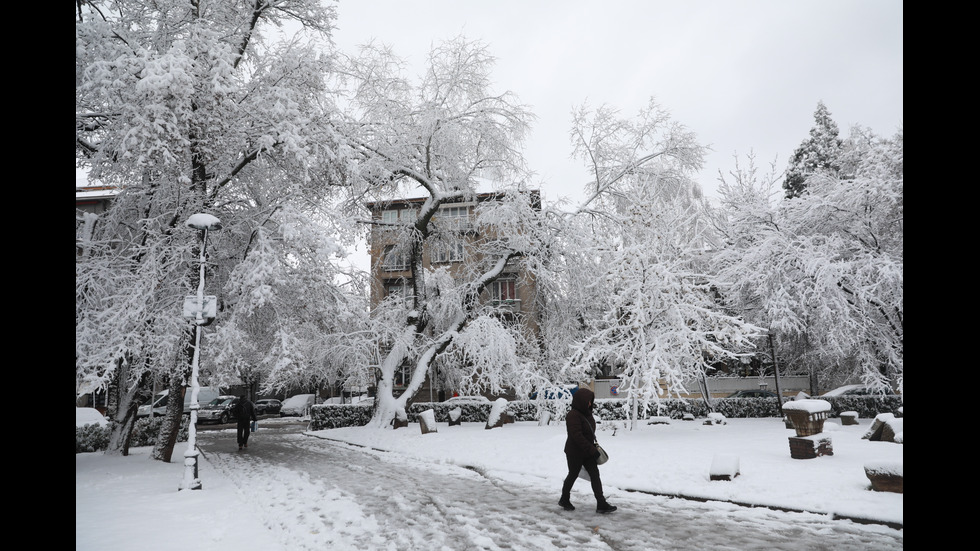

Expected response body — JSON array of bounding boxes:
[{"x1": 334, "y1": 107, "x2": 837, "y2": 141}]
[{"x1": 182, "y1": 295, "x2": 217, "y2": 325}]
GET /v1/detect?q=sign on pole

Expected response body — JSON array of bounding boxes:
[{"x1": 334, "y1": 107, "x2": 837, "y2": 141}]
[{"x1": 182, "y1": 295, "x2": 217, "y2": 325}]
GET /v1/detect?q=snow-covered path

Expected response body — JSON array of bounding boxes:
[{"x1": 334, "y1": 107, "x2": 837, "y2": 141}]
[{"x1": 198, "y1": 427, "x2": 902, "y2": 551}]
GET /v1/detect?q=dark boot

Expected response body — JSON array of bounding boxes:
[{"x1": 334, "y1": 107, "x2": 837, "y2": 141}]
[
  {"x1": 596, "y1": 501, "x2": 617, "y2": 514},
  {"x1": 558, "y1": 498, "x2": 575, "y2": 511}
]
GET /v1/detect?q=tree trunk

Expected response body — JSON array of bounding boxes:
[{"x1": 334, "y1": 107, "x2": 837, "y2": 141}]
[
  {"x1": 103, "y1": 356, "x2": 148, "y2": 456},
  {"x1": 151, "y1": 376, "x2": 187, "y2": 462},
  {"x1": 152, "y1": 331, "x2": 193, "y2": 462},
  {"x1": 768, "y1": 333, "x2": 784, "y2": 417}
]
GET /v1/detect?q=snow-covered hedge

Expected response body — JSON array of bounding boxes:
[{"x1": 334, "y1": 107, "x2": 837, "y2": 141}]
[
  {"x1": 819, "y1": 395, "x2": 903, "y2": 418},
  {"x1": 309, "y1": 403, "x2": 374, "y2": 429},
  {"x1": 76, "y1": 422, "x2": 109, "y2": 453},
  {"x1": 75, "y1": 416, "x2": 190, "y2": 453},
  {"x1": 305, "y1": 395, "x2": 903, "y2": 430}
]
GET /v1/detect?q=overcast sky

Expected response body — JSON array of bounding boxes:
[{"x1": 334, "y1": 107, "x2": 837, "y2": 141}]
[{"x1": 330, "y1": 0, "x2": 903, "y2": 206}]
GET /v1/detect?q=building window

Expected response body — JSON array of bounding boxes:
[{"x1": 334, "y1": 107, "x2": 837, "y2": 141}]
[
  {"x1": 382, "y1": 245, "x2": 411, "y2": 271},
  {"x1": 432, "y1": 240, "x2": 464, "y2": 263},
  {"x1": 491, "y1": 278, "x2": 517, "y2": 302},
  {"x1": 394, "y1": 362, "x2": 411, "y2": 388},
  {"x1": 381, "y1": 207, "x2": 418, "y2": 228},
  {"x1": 385, "y1": 278, "x2": 414, "y2": 301},
  {"x1": 435, "y1": 205, "x2": 470, "y2": 231}
]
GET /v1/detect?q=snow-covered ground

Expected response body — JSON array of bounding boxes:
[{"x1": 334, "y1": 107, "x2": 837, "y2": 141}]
[{"x1": 76, "y1": 409, "x2": 903, "y2": 550}]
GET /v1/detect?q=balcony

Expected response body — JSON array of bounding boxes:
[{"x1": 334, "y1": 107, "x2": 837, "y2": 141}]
[
  {"x1": 431, "y1": 219, "x2": 475, "y2": 234},
  {"x1": 490, "y1": 299, "x2": 521, "y2": 312}
]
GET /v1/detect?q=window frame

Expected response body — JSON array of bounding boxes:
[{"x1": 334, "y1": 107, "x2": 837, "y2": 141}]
[
  {"x1": 381, "y1": 244, "x2": 411, "y2": 272},
  {"x1": 490, "y1": 277, "x2": 518, "y2": 302},
  {"x1": 432, "y1": 240, "x2": 465, "y2": 263}
]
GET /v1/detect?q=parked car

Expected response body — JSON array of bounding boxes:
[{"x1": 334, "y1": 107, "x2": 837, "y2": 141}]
[
  {"x1": 444, "y1": 395, "x2": 491, "y2": 405},
  {"x1": 255, "y1": 399, "x2": 282, "y2": 415},
  {"x1": 724, "y1": 389, "x2": 779, "y2": 399},
  {"x1": 821, "y1": 384, "x2": 897, "y2": 397},
  {"x1": 529, "y1": 384, "x2": 579, "y2": 400},
  {"x1": 197, "y1": 395, "x2": 241, "y2": 425},
  {"x1": 280, "y1": 394, "x2": 316, "y2": 417},
  {"x1": 137, "y1": 388, "x2": 222, "y2": 418}
]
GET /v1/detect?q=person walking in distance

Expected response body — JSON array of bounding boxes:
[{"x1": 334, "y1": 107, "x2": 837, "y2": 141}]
[
  {"x1": 558, "y1": 388, "x2": 617, "y2": 513},
  {"x1": 236, "y1": 396, "x2": 257, "y2": 451}
]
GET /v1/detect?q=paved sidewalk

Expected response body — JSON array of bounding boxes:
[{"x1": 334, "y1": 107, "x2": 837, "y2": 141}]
[{"x1": 197, "y1": 425, "x2": 903, "y2": 551}]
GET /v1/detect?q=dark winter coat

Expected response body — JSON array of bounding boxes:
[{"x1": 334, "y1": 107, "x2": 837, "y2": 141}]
[
  {"x1": 563, "y1": 388, "x2": 600, "y2": 461},
  {"x1": 236, "y1": 398, "x2": 257, "y2": 424}
]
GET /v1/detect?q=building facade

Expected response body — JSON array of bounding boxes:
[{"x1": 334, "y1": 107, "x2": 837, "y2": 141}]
[{"x1": 365, "y1": 191, "x2": 541, "y2": 400}]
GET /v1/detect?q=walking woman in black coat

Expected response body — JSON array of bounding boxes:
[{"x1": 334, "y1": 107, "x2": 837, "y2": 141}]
[{"x1": 559, "y1": 388, "x2": 617, "y2": 513}]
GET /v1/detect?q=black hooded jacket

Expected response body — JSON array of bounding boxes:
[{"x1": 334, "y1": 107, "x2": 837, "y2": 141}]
[
  {"x1": 563, "y1": 388, "x2": 599, "y2": 460},
  {"x1": 236, "y1": 398, "x2": 257, "y2": 424}
]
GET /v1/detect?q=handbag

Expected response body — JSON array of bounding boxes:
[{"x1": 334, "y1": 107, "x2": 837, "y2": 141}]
[
  {"x1": 595, "y1": 442, "x2": 609, "y2": 465},
  {"x1": 251, "y1": 420, "x2": 257, "y2": 432}
]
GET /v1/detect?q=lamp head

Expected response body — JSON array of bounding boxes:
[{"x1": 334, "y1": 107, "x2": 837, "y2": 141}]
[{"x1": 186, "y1": 213, "x2": 223, "y2": 231}]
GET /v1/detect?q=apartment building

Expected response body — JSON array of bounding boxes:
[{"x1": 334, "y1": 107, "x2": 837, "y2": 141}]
[{"x1": 365, "y1": 190, "x2": 541, "y2": 400}]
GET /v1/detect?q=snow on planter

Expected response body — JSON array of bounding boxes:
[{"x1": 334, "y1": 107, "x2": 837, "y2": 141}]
[
  {"x1": 419, "y1": 409, "x2": 438, "y2": 434},
  {"x1": 782, "y1": 399, "x2": 832, "y2": 437},
  {"x1": 448, "y1": 407, "x2": 462, "y2": 426},
  {"x1": 704, "y1": 412, "x2": 727, "y2": 425},
  {"x1": 393, "y1": 407, "x2": 409, "y2": 429},
  {"x1": 862, "y1": 413, "x2": 903, "y2": 443},
  {"x1": 783, "y1": 399, "x2": 834, "y2": 459},
  {"x1": 864, "y1": 460, "x2": 903, "y2": 493},
  {"x1": 485, "y1": 398, "x2": 509, "y2": 430},
  {"x1": 709, "y1": 453, "x2": 740, "y2": 481}
]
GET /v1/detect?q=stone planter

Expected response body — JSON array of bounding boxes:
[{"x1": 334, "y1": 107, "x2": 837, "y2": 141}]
[
  {"x1": 782, "y1": 399, "x2": 832, "y2": 437},
  {"x1": 865, "y1": 462, "x2": 903, "y2": 493}
]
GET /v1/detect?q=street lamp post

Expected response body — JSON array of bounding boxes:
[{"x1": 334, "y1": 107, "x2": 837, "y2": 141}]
[{"x1": 179, "y1": 213, "x2": 222, "y2": 491}]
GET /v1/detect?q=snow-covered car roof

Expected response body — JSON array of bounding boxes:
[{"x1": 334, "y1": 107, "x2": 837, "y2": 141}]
[
  {"x1": 76, "y1": 407, "x2": 108, "y2": 427},
  {"x1": 445, "y1": 396, "x2": 490, "y2": 403},
  {"x1": 820, "y1": 384, "x2": 865, "y2": 397}
]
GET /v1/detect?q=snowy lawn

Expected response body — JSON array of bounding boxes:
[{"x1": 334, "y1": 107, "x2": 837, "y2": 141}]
[
  {"x1": 313, "y1": 416, "x2": 903, "y2": 526},
  {"x1": 77, "y1": 411, "x2": 902, "y2": 551}
]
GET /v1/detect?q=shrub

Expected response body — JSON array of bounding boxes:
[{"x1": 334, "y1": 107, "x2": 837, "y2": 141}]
[
  {"x1": 76, "y1": 423, "x2": 109, "y2": 453},
  {"x1": 309, "y1": 403, "x2": 374, "y2": 429},
  {"x1": 76, "y1": 416, "x2": 190, "y2": 453}
]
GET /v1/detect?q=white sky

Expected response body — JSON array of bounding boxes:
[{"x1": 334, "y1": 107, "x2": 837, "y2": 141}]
[
  {"x1": 329, "y1": 0, "x2": 903, "y2": 206},
  {"x1": 76, "y1": 410, "x2": 904, "y2": 550}
]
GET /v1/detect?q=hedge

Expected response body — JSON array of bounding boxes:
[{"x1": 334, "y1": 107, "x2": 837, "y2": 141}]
[
  {"x1": 75, "y1": 416, "x2": 190, "y2": 454},
  {"x1": 78, "y1": 396, "x2": 903, "y2": 449},
  {"x1": 307, "y1": 395, "x2": 903, "y2": 430}
]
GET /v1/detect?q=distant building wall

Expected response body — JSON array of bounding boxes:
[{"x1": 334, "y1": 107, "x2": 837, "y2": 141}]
[{"x1": 591, "y1": 376, "x2": 813, "y2": 400}]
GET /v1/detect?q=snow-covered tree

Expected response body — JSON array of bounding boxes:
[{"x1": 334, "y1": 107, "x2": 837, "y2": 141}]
[
  {"x1": 712, "y1": 127, "x2": 903, "y2": 393},
  {"x1": 75, "y1": 0, "x2": 355, "y2": 458},
  {"x1": 333, "y1": 36, "x2": 542, "y2": 427},
  {"x1": 548, "y1": 101, "x2": 763, "y2": 427},
  {"x1": 212, "y1": 204, "x2": 370, "y2": 399},
  {"x1": 782, "y1": 101, "x2": 844, "y2": 199}
]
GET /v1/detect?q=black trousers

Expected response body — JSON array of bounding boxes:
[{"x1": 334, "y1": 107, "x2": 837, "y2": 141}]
[
  {"x1": 236, "y1": 421, "x2": 251, "y2": 447},
  {"x1": 561, "y1": 454, "x2": 605, "y2": 504}
]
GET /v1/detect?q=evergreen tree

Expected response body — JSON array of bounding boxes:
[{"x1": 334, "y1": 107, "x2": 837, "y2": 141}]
[
  {"x1": 782, "y1": 101, "x2": 844, "y2": 199},
  {"x1": 715, "y1": 127, "x2": 903, "y2": 393}
]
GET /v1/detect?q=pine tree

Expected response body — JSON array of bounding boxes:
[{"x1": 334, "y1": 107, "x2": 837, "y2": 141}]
[{"x1": 782, "y1": 101, "x2": 844, "y2": 199}]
